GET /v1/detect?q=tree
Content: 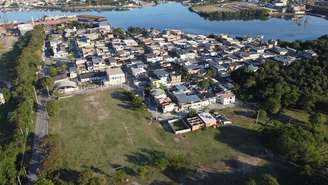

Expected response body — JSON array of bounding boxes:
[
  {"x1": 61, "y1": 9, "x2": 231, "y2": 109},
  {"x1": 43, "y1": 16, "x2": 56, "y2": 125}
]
[
  {"x1": 187, "y1": 109, "x2": 197, "y2": 117},
  {"x1": 168, "y1": 154, "x2": 188, "y2": 171},
  {"x1": 309, "y1": 112, "x2": 323, "y2": 125},
  {"x1": 113, "y1": 28, "x2": 126, "y2": 38},
  {"x1": 41, "y1": 77, "x2": 55, "y2": 91},
  {"x1": 60, "y1": 63, "x2": 67, "y2": 72},
  {"x1": 205, "y1": 68, "x2": 216, "y2": 78},
  {"x1": 263, "y1": 123, "x2": 323, "y2": 168},
  {"x1": 40, "y1": 135, "x2": 60, "y2": 173},
  {"x1": 244, "y1": 178, "x2": 257, "y2": 185},
  {"x1": 309, "y1": 112, "x2": 326, "y2": 144},
  {"x1": 258, "y1": 109, "x2": 268, "y2": 123},
  {"x1": 260, "y1": 174, "x2": 280, "y2": 185},
  {"x1": 199, "y1": 79, "x2": 210, "y2": 90},
  {"x1": 48, "y1": 65, "x2": 58, "y2": 77},
  {"x1": 264, "y1": 96, "x2": 281, "y2": 114},
  {"x1": 132, "y1": 96, "x2": 144, "y2": 109},
  {"x1": 0, "y1": 25, "x2": 45, "y2": 184}
]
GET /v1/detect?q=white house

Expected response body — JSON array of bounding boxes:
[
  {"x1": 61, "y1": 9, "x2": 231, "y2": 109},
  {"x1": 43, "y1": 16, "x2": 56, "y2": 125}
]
[
  {"x1": 0, "y1": 93, "x2": 5, "y2": 105},
  {"x1": 131, "y1": 66, "x2": 147, "y2": 77},
  {"x1": 106, "y1": 67, "x2": 126, "y2": 86},
  {"x1": 123, "y1": 39, "x2": 138, "y2": 47},
  {"x1": 217, "y1": 91, "x2": 236, "y2": 105},
  {"x1": 55, "y1": 80, "x2": 79, "y2": 94}
]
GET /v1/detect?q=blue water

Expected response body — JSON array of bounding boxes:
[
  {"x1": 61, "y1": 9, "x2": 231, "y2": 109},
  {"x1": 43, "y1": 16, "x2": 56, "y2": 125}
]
[{"x1": 1, "y1": 3, "x2": 328, "y2": 41}]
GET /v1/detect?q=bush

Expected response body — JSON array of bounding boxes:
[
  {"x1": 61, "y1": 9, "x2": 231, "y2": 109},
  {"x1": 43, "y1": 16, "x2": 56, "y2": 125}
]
[
  {"x1": 35, "y1": 177, "x2": 55, "y2": 185},
  {"x1": 187, "y1": 109, "x2": 197, "y2": 117},
  {"x1": 244, "y1": 178, "x2": 257, "y2": 185},
  {"x1": 79, "y1": 169, "x2": 108, "y2": 185},
  {"x1": 122, "y1": 90, "x2": 144, "y2": 109},
  {"x1": 168, "y1": 154, "x2": 188, "y2": 171},
  {"x1": 47, "y1": 100, "x2": 59, "y2": 117},
  {"x1": 48, "y1": 66, "x2": 58, "y2": 77},
  {"x1": 260, "y1": 174, "x2": 280, "y2": 185},
  {"x1": 136, "y1": 166, "x2": 150, "y2": 179},
  {"x1": 112, "y1": 169, "x2": 127, "y2": 182},
  {"x1": 155, "y1": 157, "x2": 170, "y2": 171},
  {"x1": 132, "y1": 96, "x2": 144, "y2": 109},
  {"x1": 41, "y1": 77, "x2": 54, "y2": 91}
]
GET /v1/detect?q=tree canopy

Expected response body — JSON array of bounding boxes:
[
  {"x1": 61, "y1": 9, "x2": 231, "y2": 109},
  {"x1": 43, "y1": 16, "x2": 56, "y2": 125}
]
[{"x1": 0, "y1": 25, "x2": 45, "y2": 184}]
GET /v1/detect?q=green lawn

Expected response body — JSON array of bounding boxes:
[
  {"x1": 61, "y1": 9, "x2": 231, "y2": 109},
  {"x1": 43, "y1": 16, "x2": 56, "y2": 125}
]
[
  {"x1": 49, "y1": 89, "x2": 276, "y2": 184},
  {"x1": 0, "y1": 37, "x2": 19, "y2": 81},
  {"x1": 0, "y1": 37, "x2": 17, "y2": 55}
]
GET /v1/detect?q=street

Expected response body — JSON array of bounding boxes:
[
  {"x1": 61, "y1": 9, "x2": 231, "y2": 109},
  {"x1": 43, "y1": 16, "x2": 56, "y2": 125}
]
[{"x1": 28, "y1": 93, "x2": 49, "y2": 182}]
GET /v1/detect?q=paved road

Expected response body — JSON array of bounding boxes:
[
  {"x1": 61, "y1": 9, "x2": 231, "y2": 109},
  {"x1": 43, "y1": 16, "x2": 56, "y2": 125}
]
[{"x1": 28, "y1": 94, "x2": 49, "y2": 182}]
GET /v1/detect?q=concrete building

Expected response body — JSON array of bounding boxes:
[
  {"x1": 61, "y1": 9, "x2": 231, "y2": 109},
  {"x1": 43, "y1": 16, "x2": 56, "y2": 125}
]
[
  {"x1": 217, "y1": 91, "x2": 236, "y2": 105},
  {"x1": 106, "y1": 67, "x2": 126, "y2": 86}
]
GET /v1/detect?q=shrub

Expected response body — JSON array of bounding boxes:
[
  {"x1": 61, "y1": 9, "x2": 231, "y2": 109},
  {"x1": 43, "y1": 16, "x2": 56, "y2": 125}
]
[
  {"x1": 112, "y1": 169, "x2": 127, "y2": 182},
  {"x1": 47, "y1": 100, "x2": 59, "y2": 117}
]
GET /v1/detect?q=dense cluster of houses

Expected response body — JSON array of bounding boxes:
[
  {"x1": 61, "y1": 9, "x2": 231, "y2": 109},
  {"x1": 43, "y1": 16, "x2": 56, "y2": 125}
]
[{"x1": 44, "y1": 21, "x2": 317, "y2": 114}]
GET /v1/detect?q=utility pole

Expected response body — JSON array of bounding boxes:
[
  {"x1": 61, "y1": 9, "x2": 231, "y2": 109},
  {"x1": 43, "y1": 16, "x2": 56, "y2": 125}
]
[
  {"x1": 46, "y1": 85, "x2": 50, "y2": 97},
  {"x1": 17, "y1": 176, "x2": 22, "y2": 185},
  {"x1": 33, "y1": 86, "x2": 39, "y2": 105},
  {"x1": 255, "y1": 110, "x2": 260, "y2": 124}
]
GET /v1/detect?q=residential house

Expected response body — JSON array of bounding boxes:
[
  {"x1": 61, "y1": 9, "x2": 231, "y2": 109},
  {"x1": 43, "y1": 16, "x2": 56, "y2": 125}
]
[
  {"x1": 169, "y1": 73, "x2": 182, "y2": 85},
  {"x1": 105, "y1": 67, "x2": 126, "y2": 86},
  {"x1": 217, "y1": 91, "x2": 236, "y2": 105},
  {"x1": 79, "y1": 71, "x2": 107, "y2": 83},
  {"x1": 198, "y1": 112, "x2": 217, "y2": 127},
  {"x1": 55, "y1": 80, "x2": 79, "y2": 93}
]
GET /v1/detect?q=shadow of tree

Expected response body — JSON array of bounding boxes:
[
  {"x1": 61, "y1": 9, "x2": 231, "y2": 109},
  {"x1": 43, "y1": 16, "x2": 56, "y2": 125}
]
[
  {"x1": 0, "y1": 40, "x2": 23, "y2": 81},
  {"x1": 110, "y1": 91, "x2": 129, "y2": 102},
  {"x1": 110, "y1": 90, "x2": 142, "y2": 111},
  {"x1": 159, "y1": 120, "x2": 175, "y2": 134},
  {"x1": 125, "y1": 147, "x2": 293, "y2": 185},
  {"x1": 216, "y1": 125, "x2": 265, "y2": 158},
  {"x1": 271, "y1": 113, "x2": 307, "y2": 127},
  {"x1": 89, "y1": 165, "x2": 109, "y2": 176},
  {"x1": 126, "y1": 148, "x2": 167, "y2": 167},
  {"x1": 233, "y1": 110, "x2": 256, "y2": 119},
  {"x1": 49, "y1": 168, "x2": 80, "y2": 184}
]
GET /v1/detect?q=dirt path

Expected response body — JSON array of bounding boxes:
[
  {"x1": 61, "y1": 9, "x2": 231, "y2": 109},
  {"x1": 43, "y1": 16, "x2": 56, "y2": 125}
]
[{"x1": 122, "y1": 121, "x2": 134, "y2": 145}]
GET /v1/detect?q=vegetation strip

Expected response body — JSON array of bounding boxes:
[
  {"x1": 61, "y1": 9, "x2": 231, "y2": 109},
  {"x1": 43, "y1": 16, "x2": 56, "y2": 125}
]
[{"x1": 0, "y1": 25, "x2": 45, "y2": 184}]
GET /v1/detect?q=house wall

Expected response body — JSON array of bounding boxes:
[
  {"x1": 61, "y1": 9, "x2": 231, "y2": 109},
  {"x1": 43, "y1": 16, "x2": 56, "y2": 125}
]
[
  {"x1": 219, "y1": 95, "x2": 235, "y2": 105},
  {"x1": 108, "y1": 74, "x2": 126, "y2": 85}
]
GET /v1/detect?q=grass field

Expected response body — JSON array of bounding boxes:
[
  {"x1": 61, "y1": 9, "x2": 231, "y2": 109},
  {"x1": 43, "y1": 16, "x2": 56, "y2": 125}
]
[
  {"x1": 0, "y1": 37, "x2": 18, "y2": 81},
  {"x1": 0, "y1": 36, "x2": 17, "y2": 55},
  {"x1": 49, "y1": 89, "x2": 284, "y2": 184}
]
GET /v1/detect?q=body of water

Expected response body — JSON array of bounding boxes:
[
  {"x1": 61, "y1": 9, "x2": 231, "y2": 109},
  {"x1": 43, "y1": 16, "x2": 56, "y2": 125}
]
[{"x1": 1, "y1": 3, "x2": 328, "y2": 41}]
